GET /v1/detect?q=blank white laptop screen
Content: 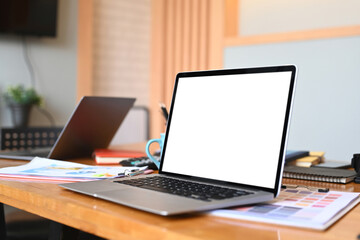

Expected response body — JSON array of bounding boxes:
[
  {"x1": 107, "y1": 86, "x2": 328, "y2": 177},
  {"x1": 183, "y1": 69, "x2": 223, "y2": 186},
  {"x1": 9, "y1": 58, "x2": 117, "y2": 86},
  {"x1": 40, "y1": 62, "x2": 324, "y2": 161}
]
[{"x1": 161, "y1": 71, "x2": 292, "y2": 189}]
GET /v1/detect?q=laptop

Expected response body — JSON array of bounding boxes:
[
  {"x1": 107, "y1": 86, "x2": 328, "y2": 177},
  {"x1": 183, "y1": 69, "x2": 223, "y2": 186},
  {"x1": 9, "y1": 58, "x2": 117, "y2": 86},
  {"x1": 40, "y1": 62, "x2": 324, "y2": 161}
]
[
  {"x1": 0, "y1": 96, "x2": 135, "y2": 160},
  {"x1": 60, "y1": 65, "x2": 297, "y2": 216}
]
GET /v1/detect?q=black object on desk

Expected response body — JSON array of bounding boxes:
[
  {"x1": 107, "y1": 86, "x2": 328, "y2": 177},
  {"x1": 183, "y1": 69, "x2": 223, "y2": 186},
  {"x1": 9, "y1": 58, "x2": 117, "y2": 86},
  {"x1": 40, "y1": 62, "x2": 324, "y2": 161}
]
[
  {"x1": 120, "y1": 156, "x2": 159, "y2": 170},
  {"x1": 351, "y1": 154, "x2": 360, "y2": 183},
  {"x1": 159, "y1": 103, "x2": 169, "y2": 125},
  {"x1": 285, "y1": 150, "x2": 309, "y2": 163},
  {"x1": 283, "y1": 165, "x2": 357, "y2": 184},
  {"x1": 313, "y1": 162, "x2": 351, "y2": 169},
  {"x1": 0, "y1": 127, "x2": 63, "y2": 151},
  {"x1": 281, "y1": 184, "x2": 329, "y2": 193}
]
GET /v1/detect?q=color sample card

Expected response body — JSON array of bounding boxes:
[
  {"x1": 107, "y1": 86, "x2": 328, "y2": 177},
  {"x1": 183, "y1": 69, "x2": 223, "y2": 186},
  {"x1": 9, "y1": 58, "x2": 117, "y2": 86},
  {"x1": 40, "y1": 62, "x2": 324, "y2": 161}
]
[
  {"x1": 0, "y1": 157, "x2": 146, "y2": 182},
  {"x1": 210, "y1": 188, "x2": 360, "y2": 230}
]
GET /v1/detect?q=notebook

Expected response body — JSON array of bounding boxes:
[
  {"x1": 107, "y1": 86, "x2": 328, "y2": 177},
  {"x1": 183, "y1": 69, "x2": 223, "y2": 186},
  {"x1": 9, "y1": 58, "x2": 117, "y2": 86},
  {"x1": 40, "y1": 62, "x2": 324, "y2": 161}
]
[
  {"x1": 0, "y1": 96, "x2": 135, "y2": 160},
  {"x1": 283, "y1": 165, "x2": 357, "y2": 183},
  {"x1": 60, "y1": 65, "x2": 297, "y2": 216}
]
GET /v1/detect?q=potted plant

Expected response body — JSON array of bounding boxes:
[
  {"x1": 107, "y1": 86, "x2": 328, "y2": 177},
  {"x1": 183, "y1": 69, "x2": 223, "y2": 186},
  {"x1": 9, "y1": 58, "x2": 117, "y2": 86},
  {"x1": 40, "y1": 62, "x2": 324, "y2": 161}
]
[{"x1": 3, "y1": 85, "x2": 43, "y2": 128}]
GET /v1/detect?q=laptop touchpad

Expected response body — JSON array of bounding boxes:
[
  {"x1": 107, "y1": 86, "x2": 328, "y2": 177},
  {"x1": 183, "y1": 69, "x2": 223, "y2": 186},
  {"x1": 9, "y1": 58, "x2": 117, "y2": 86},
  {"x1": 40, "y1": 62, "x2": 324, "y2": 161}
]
[{"x1": 98, "y1": 188, "x2": 190, "y2": 208}]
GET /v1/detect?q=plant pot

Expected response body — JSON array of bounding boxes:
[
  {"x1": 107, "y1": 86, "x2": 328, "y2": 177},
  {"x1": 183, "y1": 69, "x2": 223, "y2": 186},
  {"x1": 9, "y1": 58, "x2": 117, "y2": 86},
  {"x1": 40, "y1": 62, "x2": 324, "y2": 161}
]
[{"x1": 8, "y1": 104, "x2": 33, "y2": 128}]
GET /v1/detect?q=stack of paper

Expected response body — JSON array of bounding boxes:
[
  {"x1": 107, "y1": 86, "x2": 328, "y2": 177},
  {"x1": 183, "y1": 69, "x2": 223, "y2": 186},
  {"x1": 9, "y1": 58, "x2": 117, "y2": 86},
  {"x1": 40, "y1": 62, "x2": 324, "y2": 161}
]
[
  {"x1": 0, "y1": 157, "x2": 146, "y2": 183},
  {"x1": 209, "y1": 188, "x2": 360, "y2": 230}
]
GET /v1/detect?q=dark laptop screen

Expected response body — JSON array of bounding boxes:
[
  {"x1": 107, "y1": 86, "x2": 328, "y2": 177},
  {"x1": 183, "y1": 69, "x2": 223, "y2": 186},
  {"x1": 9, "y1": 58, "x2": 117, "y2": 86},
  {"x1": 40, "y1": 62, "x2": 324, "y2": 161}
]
[{"x1": 160, "y1": 66, "x2": 296, "y2": 190}]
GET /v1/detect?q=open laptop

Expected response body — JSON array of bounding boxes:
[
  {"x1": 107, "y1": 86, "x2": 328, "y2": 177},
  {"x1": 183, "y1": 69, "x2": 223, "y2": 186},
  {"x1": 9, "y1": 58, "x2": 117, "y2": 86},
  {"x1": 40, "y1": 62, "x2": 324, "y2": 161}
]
[
  {"x1": 60, "y1": 65, "x2": 297, "y2": 216},
  {"x1": 0, "y1": 96, "x2": 135, "y2": 160}
]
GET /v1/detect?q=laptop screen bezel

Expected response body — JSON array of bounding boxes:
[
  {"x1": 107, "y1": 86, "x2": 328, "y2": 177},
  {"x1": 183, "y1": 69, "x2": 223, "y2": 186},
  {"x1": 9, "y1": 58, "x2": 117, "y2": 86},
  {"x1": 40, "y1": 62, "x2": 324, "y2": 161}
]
[{"x1": 158, "y1": 65, "x2": 297, "y2": 196}]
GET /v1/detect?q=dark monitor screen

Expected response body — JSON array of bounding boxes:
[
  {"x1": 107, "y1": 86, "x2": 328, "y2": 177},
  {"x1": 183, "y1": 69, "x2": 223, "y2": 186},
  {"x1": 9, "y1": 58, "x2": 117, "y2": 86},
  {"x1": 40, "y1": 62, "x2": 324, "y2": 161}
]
[{"x1": 0, "y1": 0, "x2": 58, "y2": 37}]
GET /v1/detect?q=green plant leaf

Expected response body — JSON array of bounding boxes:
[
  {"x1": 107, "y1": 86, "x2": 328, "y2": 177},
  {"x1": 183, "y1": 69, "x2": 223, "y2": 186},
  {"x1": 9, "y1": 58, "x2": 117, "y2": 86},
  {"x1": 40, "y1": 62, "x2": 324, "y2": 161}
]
[{"x1": 4, "y1": 84, "x2": 43, "y2": 106}]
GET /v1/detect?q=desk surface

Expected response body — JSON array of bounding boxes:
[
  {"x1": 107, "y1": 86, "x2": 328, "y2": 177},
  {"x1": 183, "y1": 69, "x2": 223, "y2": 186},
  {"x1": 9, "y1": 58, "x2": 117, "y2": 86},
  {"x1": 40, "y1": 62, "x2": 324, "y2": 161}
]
[{"x1": 0, "y1": 144, "x2": 359, "y2": 240}]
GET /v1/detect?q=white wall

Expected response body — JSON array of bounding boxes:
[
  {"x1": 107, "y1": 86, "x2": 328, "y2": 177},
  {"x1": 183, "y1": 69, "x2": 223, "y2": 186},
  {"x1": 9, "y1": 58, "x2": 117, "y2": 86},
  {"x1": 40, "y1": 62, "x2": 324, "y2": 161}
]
[
  {"x1": 225, "y1": 0, "x2": 360, "y2": 162},
  {"x1": 240, "y1": 0, "x2": 360, "y2": 35},
  {"x1": 0, "y1": 0, "x2": 78, "y2": 127},
  {"x1": 225, "y1": 37, "x2": 360, "y2": 162}
]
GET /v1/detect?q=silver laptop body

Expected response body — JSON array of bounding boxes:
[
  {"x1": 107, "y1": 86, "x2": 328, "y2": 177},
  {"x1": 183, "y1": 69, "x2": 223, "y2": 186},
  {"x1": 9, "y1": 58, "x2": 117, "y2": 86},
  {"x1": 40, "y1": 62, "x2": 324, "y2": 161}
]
[{"x1": 60, "y1": 65, "x2": 297, "y2": 216}]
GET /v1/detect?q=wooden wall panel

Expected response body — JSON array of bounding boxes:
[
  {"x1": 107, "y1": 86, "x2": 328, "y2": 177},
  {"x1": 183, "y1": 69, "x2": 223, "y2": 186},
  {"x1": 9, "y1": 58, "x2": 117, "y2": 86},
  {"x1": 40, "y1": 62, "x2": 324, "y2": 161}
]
[
  {"x1": 198, "y1": 0, "x2": 208, "y2": 70},
  {"x1": 224, "y1": 0, "x2": 238, "y2": 38},
  {"x1": 182, "y1": 0, "x2": 191, "y2": 71},
  {"x1": 150, "y1": 0, "x2": 224, "y2": 137},
  {"x1": 224, "y1": 0, "x2": 360, "y2": 46},
  {"x1": 226, "y1": 25, "x2": 360, "y2": 46},
  {"x1": 208, "y1": 0, "x2": 225, "y2": 68},
  {"x1": 77, "y1": 0, "x2": 94, "y2": 101},
  {"x1": 150, "y1": 0, "x2": 166, "y2": 138},
  {"x1": 164, "y1": 0, "x2": 175, "y2": 106},
  {"x1": 190, "y1": 0, "x2": 200, "y2": 72}
]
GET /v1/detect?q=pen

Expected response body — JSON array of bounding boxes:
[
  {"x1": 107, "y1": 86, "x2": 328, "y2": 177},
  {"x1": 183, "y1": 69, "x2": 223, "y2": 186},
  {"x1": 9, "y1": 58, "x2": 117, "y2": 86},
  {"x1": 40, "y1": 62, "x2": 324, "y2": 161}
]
[
  {"x1": 122, "y1": 168, "x2": 153, "y2": 177},
  {"x1": 159, "y1": 103, "x2": 169, "y2": 122},
  {"x1": 126, "y1": 169, "x2": 146, "y2": 177}
]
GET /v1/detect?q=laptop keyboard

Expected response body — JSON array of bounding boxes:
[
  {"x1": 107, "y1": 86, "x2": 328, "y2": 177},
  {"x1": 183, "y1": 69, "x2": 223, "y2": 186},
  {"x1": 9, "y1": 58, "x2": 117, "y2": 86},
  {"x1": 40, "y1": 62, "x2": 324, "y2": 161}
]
[{"x1": 116, "y1": 176, "x2": 252, "y2": 202}]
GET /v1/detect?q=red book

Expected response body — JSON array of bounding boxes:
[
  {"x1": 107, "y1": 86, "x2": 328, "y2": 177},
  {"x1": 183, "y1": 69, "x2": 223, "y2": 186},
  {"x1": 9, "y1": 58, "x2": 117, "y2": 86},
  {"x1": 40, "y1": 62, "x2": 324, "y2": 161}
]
[{"x1": 93, "y1": 149, "x2": 145, "y2": 165}]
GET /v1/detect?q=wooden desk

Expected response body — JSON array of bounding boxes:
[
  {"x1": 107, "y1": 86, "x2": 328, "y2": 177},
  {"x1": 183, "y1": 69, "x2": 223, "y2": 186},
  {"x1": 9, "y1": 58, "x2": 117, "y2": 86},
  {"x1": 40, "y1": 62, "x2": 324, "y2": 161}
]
[{"x1": 0, "y1": 148, "x2": 359, "y2": 239}]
